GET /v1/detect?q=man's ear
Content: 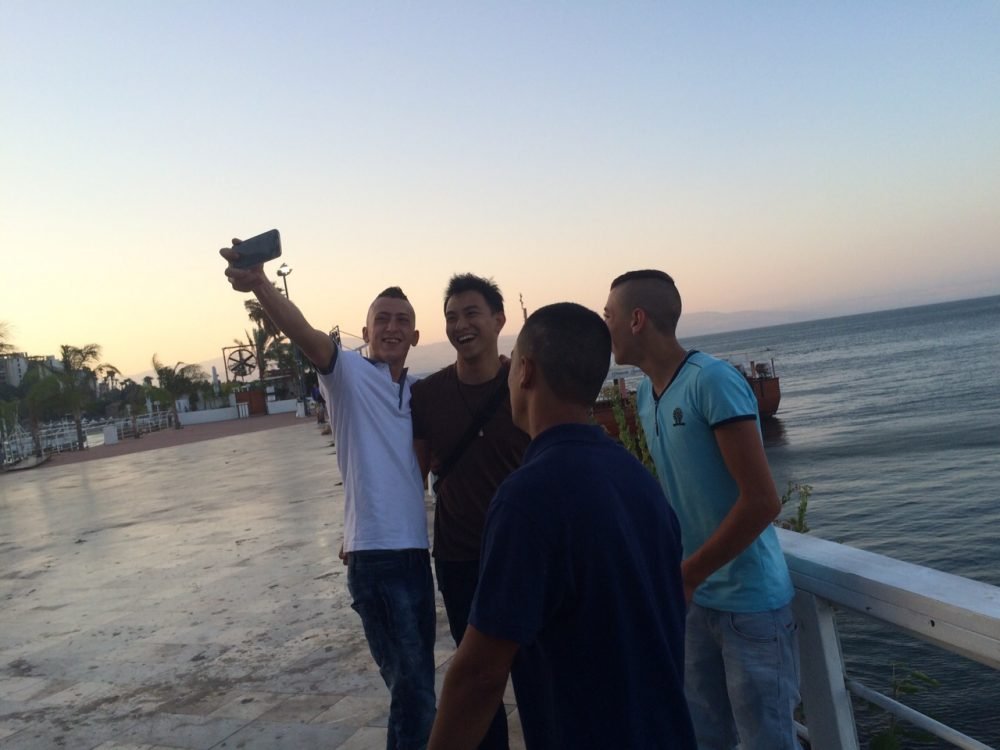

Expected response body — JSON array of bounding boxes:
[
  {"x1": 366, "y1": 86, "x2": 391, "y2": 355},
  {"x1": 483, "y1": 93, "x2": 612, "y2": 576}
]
[
  {"x1": 630, "y1": 307, "x2": 647, "y2": 335},
  {"x1": 494, "y1": 311, "x2": 507, "y2": 333},
  {"x1": 519, "y1": 356, "x2": 535, "y2": 390},
  {"x1": 411, "y1": 329, "x2": 420, "y2": 347},
  {"x1": 362, "y1": 326, "x2": 370, "y2": 344}
]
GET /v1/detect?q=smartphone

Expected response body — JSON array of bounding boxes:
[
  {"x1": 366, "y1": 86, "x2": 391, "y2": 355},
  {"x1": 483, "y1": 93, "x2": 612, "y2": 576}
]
[{"x1": 231, "y1": 229, "x2": 282, "y2": 269}]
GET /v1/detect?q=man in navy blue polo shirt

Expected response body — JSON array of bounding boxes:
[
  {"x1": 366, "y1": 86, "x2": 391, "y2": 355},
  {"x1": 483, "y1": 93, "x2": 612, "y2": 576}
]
[{"x1": 428, "y1": 302, "x2": 695, "y2": 750}]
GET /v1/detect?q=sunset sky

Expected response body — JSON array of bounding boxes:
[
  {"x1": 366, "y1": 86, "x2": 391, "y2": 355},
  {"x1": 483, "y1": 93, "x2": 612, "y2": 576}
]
[{"x1": 2, "y1": 2, "x2": 998, "y2": 379}]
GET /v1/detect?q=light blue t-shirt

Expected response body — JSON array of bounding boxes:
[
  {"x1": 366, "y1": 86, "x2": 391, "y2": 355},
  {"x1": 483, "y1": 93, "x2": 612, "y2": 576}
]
[{"x1": 637, "y1": 350, "x2": 793, "y2": 612}]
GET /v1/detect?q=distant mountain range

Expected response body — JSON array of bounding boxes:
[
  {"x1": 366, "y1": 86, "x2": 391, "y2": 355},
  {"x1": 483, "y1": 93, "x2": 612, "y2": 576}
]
[
  {"x1": 675, "y1": 309, "x2": 808, "y2": 337},
  {"x1": 404, "y1": 308, "x2": 808, "y2": 376}
]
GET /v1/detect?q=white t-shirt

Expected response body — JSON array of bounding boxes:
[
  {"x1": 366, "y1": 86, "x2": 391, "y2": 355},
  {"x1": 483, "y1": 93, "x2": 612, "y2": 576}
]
[{"x1": 319, "y1": 347, "x2": 428, "y2": 552}]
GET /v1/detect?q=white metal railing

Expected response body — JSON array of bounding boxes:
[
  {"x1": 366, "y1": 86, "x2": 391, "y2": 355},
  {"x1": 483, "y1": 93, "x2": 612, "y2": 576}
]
[
  {"x1": 778, "y1": 529, "x2": 1000, "y2": 750},
  {"x1": 1, "y1": 412, "x2": 176, "y2": 463}
]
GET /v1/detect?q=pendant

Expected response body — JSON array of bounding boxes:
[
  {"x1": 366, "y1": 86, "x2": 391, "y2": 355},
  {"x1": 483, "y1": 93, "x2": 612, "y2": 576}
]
[{"x1": 478, "y1": 429, "x2": 484, "y2": 437}]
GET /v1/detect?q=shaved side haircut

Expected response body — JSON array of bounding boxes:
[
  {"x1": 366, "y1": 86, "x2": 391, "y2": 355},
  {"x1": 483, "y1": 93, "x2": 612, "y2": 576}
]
[
  {"x1": 517, "y1": 303, "x2": 611, "y2": 407},
  {"x1": 368, "y1": 286, "x2": 415, "y2": 323},
  {"x1": 376, "y1": 286, "x2": 410, "y2": 302},
  {"x1": 610, "y1": 270, "x2": 683, "y2": 336}
]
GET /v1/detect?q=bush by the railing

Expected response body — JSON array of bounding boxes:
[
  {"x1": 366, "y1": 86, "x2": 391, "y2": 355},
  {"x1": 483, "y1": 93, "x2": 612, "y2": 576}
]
[
  {"x1": 607, "y1": 387, "x2": 656, "y2": 475},
  {"x1": 865, "y1": 663, "x2": 941, "y2": 750},
  {"x1": 777, "y1": 482, "x2": 812, "y2": 534}
]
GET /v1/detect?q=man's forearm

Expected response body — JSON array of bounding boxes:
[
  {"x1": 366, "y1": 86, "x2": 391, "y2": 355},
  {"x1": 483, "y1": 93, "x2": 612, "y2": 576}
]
[
  {"x1": 252, "y1": 281, "x2": 332, "y2": 368},
  {"x1": 682, "y1": 493, "x2": 778, "y2": 596},
  {"x1": 683, "y1": 419, "x2": 782, "y2": 597},
  {"x1": 428, "y1": 656, "x2": 508, "y2": 750},
  {"x1": 429, "y1": 626, "x2": 516, "y2": 750}
]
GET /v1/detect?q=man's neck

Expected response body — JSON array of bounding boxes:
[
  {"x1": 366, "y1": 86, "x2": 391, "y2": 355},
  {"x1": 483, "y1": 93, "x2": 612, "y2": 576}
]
[
  {"x1": 455, "y1": 352, "x2": 502, "y2": 385},
  {"x1": 637, "y1": 337, "x2": 689, "y2": 395},
  {"x1": 525, "y1": 405, "x2": 591, "y2": 440}
]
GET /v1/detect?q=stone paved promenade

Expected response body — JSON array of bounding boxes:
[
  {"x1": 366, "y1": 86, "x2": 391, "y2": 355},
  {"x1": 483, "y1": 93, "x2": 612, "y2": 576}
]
[{"x1": 0, "y1": 416, "x2": 523, "y2": 749}]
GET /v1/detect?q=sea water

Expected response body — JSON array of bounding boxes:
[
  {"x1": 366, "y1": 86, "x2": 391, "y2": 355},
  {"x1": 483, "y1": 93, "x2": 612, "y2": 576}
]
[{"x1": 614, "y1": 294, "x2": 1000, "y2": 747}]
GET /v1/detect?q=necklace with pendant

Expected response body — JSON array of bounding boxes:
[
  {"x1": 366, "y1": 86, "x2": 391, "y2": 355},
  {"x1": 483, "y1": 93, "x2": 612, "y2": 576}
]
[{"x1": 456, "y1": 370, "x2": 502, "y2": 437}]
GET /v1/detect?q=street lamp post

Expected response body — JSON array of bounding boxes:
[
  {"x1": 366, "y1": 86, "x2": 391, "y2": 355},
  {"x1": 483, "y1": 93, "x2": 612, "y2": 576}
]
[
  {"x1": 277, "y1": 263, "x2": 291, "y2": 298},
  {"x1": 276, "y1": 263, "x2": 308, "y2": 415}
]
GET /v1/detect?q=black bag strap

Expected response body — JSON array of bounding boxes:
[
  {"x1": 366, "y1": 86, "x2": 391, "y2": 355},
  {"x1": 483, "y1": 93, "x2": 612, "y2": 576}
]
[{"x1": 432, "y1": 378, "x2": 508, "y2": 495}]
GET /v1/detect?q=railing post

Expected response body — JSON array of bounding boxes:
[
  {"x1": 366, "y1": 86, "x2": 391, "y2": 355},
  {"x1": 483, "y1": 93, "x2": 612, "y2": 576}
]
[{"x1": 793, "y1": 590, "x2": 860, "y2": 750}]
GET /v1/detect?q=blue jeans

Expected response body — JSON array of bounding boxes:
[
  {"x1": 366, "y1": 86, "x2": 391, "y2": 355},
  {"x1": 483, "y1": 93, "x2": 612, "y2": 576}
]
[
  {"x1": 435, "y1": 558, "x2": 510, "y2": 750},
  {"x1": 348, "y1": 549, "x2": 437, "y2": 750},
  {"x1": 685, "y1": 603, "x2": 801, "y2": 750}
]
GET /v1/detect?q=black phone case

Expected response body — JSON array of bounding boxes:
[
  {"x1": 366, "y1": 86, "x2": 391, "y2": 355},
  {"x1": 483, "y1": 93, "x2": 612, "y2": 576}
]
[{"x1": 232, "y1": 229, "x2": 282, "y2": 269}]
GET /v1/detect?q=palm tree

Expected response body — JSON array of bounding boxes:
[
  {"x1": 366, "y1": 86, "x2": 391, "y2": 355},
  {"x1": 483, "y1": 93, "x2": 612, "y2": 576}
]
[
  {"x1": 151, "y1": 355, "x2": 207, "y2": 429},
  {"x1": 119, "y1": 378, "x2": 148, "y2": 439},
  {"x1": 247, "y1": 328, "x2": 270, "y2": 385},
  {"x1": 267, "y1": 339, "x2": 309, "y2": 398},
  {"x1": 268, "y1": 339, "x2": 297, "y2": 376},
  {"x1": 47, "y1": 344, "x2": 118, "y2": 450},
  {"x1": 20, "y1": 368, "x2": 65, "y2": 457},
  {"x1": 233, "y1": 326, "x2": 284, "y2": 387},
  {"x1": 242, "y1": 289, "x2": 287, "y2": 386},
  {"x1": 0, "y1": 321, "x2": 14, "y2": 355},
  {"x1": 245, "y1": 294, "x2": 281, "y2": 338},
  {"x1": 102, "y1": 369, "x2": 120, "y2": 393},
  {"x1": 0, "y1": 399, "x2": 19, "y2": 464}
]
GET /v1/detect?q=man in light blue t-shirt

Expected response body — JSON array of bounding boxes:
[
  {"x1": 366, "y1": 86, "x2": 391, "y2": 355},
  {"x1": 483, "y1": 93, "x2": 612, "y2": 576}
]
[{"x1": 604, "y1": 270, "x2": 800, "y2": 750}]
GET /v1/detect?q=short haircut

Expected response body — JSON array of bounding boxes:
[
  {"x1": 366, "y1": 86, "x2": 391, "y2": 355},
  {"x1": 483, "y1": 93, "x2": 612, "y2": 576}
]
[
  {"x1": 609, "y1": 270, "x2": 682, "y2": 335},
  {"x1": 517, "y1": 302, "x2": 610, "y2": 407},
  {"x1": 376, "y1": 286, "x2": 409, "y2": 302},
  {"x1": 444, "y1": 273, "x2": 504, "y2": 314}
]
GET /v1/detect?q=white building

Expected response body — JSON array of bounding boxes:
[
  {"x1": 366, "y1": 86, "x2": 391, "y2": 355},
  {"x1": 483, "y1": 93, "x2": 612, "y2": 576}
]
[{"x1": 0, "y1": 353, "x2": 62, "y2": 389}]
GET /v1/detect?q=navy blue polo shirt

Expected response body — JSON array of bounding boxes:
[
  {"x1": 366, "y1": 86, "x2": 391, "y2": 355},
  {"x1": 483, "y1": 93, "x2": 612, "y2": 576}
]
[{"x1": 470, "y1": 424, "x2": 695, "y2": 749}]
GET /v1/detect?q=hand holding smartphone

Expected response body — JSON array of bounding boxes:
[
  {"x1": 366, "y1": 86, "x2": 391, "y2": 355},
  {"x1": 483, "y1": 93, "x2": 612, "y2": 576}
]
[{"x1": 230, "y1": 229, "x2": 282, "y2": 269}]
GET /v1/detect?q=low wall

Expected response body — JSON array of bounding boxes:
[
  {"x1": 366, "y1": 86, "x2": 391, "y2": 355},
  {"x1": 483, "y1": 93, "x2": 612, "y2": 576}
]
[
  {"x1": 162, "y1": 400, "x2": 299, "y2": 427},
  {"x1": 267, "y1": 398, "x2": 300, "y2": 415},
  {"x1": 177, "y1": 406, "x2": 240, "y2": 426}
]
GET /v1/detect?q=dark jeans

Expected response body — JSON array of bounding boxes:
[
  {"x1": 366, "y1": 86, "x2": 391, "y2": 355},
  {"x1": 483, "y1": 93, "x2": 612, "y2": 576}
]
[
  {"x1": 348, "y1": 549, "x2": 437, "y2": 750},
  {"x1": 435, "y1": 558, "x2": 510, "y2": 750}
]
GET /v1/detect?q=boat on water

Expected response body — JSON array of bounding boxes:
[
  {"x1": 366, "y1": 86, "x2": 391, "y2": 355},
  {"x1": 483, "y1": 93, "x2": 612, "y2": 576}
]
[
  {"x1": 732, "y1": 355, "x2": 781, "y2": 419},
  {"x1": 592, "y1": 354, "x2": 781, "y2": 440}
]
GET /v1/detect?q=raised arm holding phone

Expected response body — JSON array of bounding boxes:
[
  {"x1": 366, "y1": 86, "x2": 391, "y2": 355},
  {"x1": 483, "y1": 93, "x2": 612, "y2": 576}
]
[
  {"x1": 221, "y1": 235, "x2": 334, "y2": 370},
  {"x1": 220, "y1": 235, "x2": 437, "y2": 750}
]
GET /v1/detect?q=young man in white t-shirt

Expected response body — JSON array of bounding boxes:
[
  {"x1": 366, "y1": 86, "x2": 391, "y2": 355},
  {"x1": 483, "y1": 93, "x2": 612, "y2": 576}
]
[{"x1": 222, "y1": 241, "x2": 436, "y2": 750}]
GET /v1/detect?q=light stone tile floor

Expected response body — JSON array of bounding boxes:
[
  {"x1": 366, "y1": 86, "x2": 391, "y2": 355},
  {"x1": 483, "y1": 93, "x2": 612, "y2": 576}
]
[{"x1": 0, "y1": 421, "x2": 524, "y2": 749}]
